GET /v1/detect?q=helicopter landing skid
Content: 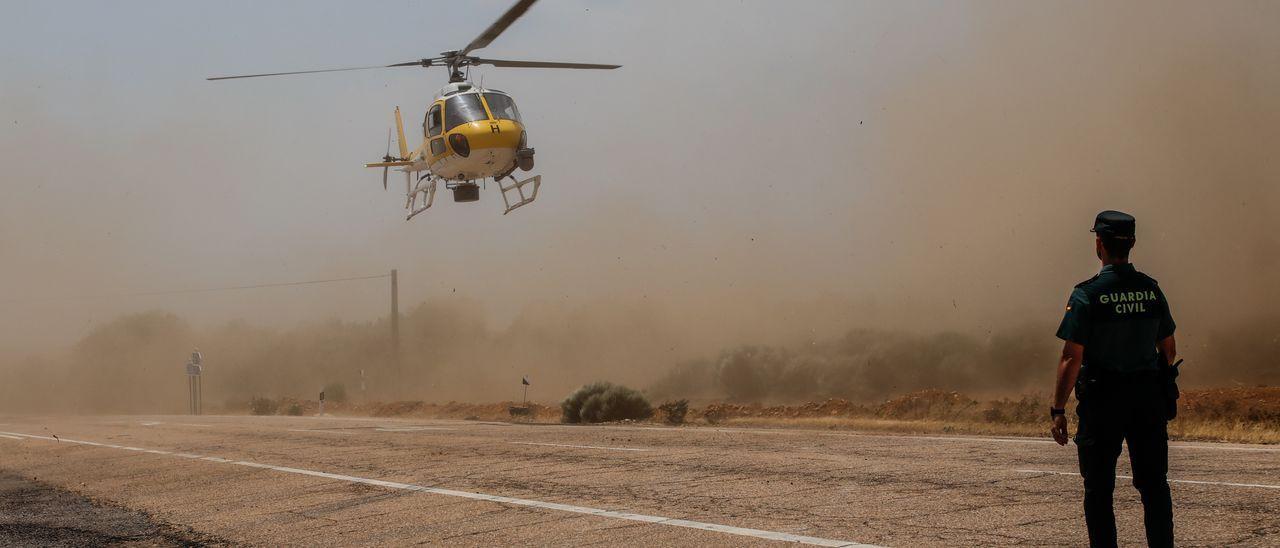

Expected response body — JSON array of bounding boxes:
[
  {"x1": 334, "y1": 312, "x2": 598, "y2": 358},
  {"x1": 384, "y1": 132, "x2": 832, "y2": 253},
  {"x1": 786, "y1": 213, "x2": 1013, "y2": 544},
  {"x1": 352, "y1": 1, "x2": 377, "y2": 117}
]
[
  {"x1": 499, "y1": 174, "x2": 540, "y2": 215},
  {"x1": 405, "y1": 173, "x2": 438, "y2": 221}
]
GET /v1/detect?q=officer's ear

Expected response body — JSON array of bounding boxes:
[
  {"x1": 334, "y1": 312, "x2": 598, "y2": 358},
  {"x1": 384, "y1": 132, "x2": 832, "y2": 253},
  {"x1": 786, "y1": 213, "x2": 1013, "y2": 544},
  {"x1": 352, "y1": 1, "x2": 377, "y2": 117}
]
[{"x1": 1095, "y1": 237, "x2": 1105, "y2": 260}]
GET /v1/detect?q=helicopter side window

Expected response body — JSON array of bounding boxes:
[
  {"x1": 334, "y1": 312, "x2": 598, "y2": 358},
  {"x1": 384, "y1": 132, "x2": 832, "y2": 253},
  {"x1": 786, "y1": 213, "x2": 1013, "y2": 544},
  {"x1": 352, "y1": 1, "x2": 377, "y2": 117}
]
[
  {"x1": 444, "y1": 94, "x2": 490, "y2": 130},
  {"x1": 482, "y1": 93, "x2": 521, "y2": 123},
  {"x1": 426, "y1": 104, "x2": 442, "y2": 137}
]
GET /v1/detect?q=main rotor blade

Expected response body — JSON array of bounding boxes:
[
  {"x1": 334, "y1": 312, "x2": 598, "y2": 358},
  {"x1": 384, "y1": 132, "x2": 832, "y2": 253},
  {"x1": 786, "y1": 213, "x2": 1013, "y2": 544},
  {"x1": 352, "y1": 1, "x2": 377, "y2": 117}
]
[
  {"x1": 207, "y1": 59, "x2": 435, "y2": 81},
  {"x1": 459, "y1": 0, "x2": 538, "y2": 56},
  {"x1": 470, "y1": 58, "x2": 621, "y2": 70}
]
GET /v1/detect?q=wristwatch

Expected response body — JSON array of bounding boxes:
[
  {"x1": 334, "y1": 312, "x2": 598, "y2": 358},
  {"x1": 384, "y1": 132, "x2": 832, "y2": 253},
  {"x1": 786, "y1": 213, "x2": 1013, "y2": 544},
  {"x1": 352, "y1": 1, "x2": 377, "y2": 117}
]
[{"x1": 1050, "y1": 407, "x2": 1066, "y2": 417}]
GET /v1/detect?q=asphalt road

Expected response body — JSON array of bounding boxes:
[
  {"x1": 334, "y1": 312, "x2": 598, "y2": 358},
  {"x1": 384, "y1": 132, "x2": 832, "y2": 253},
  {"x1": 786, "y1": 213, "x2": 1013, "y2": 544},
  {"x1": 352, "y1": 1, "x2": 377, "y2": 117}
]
[{"x1": 1, "y1": 415, "x2": 1276, "y2": 546}]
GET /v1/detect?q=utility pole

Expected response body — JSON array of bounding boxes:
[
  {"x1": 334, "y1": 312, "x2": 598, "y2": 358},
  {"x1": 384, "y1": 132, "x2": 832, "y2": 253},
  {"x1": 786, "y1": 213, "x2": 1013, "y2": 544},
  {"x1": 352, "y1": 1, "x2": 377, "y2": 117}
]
[{"x1": 390, "y1": 269, "x2": 401, "y2": 397}]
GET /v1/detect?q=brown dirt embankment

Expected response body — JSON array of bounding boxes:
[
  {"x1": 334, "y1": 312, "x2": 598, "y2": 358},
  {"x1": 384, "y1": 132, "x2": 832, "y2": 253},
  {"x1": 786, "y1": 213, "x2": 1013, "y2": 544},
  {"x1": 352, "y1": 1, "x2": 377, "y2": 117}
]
[{"x1": 238, "y1": 387, "x2": 1280, "y2": 444}]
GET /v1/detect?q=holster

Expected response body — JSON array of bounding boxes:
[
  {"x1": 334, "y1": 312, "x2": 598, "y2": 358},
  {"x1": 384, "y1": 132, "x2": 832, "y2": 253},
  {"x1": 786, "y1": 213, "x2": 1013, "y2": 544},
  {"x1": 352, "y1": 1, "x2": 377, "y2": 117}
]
[
  {"x1": 1075, "y1": 361, "x2": 1178, "y2": 424},
  {"x1": 1158, "y1": 353, "x2": 1183, "y2": 421}
]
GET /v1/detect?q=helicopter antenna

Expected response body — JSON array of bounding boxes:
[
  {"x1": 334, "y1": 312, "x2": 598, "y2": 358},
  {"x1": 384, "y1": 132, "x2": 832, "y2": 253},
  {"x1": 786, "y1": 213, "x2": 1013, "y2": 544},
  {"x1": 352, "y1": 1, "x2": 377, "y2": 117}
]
[{"x1": 206, "y1": 0, "x2": 619, "y2": 82}]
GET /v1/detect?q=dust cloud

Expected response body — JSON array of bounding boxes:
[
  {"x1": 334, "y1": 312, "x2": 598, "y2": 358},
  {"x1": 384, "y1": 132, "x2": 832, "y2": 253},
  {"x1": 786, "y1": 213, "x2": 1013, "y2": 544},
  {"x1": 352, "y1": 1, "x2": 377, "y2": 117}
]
[{"x1": 1, "y1": 2, "x2": 1278, "y2": 413}]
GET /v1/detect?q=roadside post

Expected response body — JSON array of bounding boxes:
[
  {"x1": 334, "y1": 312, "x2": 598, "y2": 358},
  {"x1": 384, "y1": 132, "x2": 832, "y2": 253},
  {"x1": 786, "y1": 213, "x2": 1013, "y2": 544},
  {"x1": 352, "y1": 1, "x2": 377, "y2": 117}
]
[
  {"x1": 318, "y1": 390, "x2": 325, "y2": 416},
  {"x1": 508, "y1": 376, "x2": 533, "y2": 420},
  {"x1": 185, "y1": 351, "x2": 203, "y2": 415}
]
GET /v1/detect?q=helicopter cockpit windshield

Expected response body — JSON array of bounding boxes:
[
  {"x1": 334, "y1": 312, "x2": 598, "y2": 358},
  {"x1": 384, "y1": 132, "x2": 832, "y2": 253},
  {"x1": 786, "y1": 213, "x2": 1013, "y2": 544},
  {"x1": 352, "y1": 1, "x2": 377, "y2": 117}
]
[
  {"x1": 445, "y1": 94, "x2": 490, "y2": 130},
  {"x1": 483, "y1": 92, "x2": 522, "y2": 123}
]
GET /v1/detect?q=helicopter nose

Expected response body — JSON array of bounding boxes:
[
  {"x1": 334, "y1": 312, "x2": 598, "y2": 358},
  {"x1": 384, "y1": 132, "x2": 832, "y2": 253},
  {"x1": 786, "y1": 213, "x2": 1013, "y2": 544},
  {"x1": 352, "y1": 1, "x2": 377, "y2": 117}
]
[{"x1": 457, "y1": 120, "x2": 523, "y2": 150}]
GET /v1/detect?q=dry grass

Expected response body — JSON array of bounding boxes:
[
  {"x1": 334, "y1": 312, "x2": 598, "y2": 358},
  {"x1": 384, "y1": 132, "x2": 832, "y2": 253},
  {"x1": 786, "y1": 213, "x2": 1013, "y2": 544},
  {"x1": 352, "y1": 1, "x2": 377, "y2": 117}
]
[
  {"x1": 691, "y1": 388, "x2": 1280, "y2": 444},
  {"x1": 1167, "y1": 420, "x2": 1280, "y2": 444}
]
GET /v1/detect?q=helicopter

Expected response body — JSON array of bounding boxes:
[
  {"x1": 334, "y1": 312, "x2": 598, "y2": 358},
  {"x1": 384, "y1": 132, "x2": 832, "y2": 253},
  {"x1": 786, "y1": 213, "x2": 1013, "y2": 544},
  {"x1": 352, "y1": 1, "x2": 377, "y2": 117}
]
[{"x1": 208, "y1": 0, "x2": 619, "y2": 219}]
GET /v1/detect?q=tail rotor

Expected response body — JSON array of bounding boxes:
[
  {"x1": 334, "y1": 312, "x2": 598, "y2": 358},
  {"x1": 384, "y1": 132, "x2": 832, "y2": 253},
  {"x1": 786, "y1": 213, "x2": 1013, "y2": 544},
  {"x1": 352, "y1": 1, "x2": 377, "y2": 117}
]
[
  {"x1": 363, "y1": 107, "x2": 414, "y2": 206},
  {"x1": 381, "y1": 128, "x2": 393, "y2": 190}
]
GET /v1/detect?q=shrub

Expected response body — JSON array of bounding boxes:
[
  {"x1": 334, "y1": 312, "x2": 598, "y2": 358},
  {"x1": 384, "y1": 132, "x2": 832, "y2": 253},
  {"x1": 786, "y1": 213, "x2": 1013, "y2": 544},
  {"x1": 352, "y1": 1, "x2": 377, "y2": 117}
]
[
  {"x1": 322, "y1": 382, "x2": 348, "y2": 404},
  {"x1": 250, "y1": 396, "x2": 278, "y2": 416},
  {"x1": 981, "y1": 395, "x2": 1045, "y2": 424},
  {"x1": 658, "y1": 399, "x2": 689, "y2": 425},
  {"x1": 876, "y1": 389, "x2": 977, "y2": 421},
  {"x1": 286, "y1": 402, "x2": 304, "y2": 416},
  {"x1": 561, "y1": 382, "x2": 654, "y2": 423}
]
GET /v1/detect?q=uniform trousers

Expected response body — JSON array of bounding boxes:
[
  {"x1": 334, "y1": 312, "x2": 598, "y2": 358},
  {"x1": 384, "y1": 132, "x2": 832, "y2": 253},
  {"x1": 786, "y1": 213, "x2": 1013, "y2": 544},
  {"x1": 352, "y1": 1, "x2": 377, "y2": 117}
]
[{"x1": 1074, "y1": 373, "x2": 1173, "y2": 548}]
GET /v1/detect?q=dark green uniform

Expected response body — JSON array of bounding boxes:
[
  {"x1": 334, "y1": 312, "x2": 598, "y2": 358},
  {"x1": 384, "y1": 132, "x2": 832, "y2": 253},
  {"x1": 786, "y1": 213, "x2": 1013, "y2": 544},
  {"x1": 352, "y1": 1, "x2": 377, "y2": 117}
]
[
  {"x1": 1058, "y1": 264, "x2": 1176, "y2": 371},
  {"x1": 1057, "y1": 262, "x2": 1176, "y2": 547}
]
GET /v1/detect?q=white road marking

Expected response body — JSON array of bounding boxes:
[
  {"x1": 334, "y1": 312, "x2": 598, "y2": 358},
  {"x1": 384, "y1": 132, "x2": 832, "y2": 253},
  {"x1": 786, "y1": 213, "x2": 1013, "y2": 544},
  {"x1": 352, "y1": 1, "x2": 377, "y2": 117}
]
[
  {"x1": 374, "y1": 426, "x2": 455, "y2": 432},
  {"x1": 853, "y1": 433, "x2": 1056, "y2": 445},
  {"x1": 140, "y1": 421, "x2": 162, "y2": 426},
  {"x1": 1171, "y1": 444, "x2": 1280, "y2": 454},
  {"x1": 0, "y1": 434, "x2": 23, "y2": 440},
  {"x1": 816, "y1": 430, "x2": 1280, "y2": 453},
  {"x1": 558, "y1": 423, "x2": 1280, "y2": 453},
  {"x1": 0, "y1": 430, "x2": 877, "y2": 547},
  {"x1": 1013, "y1": 469, "x2": 1280, "y2": 490},
  {"x1": 511, "y1": 442, "x2": 652, "y2": 452},
  {"x1": 261, "y1": 415, "x2": 408, "y2": 423},
  {"x1": 285, "y1": 429, "x2": 355, "y2": 435}
]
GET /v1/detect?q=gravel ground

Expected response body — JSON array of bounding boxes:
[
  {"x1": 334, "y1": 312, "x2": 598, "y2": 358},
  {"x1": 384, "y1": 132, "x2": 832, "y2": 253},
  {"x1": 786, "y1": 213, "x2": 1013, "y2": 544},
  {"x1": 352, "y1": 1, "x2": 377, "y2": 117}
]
[{"x1": 0, "y1": 470, "x2": 229, "y2": 547}]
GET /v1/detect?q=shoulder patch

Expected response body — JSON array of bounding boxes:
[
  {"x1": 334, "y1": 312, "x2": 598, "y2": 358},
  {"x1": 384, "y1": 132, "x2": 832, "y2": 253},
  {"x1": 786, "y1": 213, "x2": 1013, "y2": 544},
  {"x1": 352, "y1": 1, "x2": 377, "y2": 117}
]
[{"x1": 1074, "y1": 275, "x2": 1100, "y2": 289}]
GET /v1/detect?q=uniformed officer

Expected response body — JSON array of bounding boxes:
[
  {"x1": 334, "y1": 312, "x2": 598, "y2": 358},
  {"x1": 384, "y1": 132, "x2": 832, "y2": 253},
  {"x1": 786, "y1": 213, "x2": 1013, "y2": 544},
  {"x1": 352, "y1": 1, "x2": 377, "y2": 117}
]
[{"x1": 1051, "y1": 210, "x2": 1178, "y2": 547}]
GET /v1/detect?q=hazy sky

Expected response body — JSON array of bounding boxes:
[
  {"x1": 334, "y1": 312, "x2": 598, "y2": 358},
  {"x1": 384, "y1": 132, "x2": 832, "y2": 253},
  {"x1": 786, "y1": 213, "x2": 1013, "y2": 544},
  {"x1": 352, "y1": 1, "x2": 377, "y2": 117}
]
[{"x1": 2, "y1": 1, "x2": 1277, "y2": 359}]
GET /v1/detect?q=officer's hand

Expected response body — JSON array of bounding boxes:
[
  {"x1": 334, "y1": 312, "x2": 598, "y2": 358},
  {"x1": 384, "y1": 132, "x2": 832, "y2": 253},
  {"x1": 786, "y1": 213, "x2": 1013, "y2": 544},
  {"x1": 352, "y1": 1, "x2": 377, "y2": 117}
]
[{"x1": 1051, "y1": 414, "x2": 1069, "y2": 446}]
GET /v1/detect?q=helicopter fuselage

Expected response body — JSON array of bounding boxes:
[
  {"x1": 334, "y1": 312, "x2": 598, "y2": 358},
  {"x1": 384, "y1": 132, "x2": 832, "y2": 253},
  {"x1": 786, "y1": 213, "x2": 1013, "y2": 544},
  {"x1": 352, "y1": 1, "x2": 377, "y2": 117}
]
[{"x1": 404, "y1": 83, "x2": 532, "y2": 183}]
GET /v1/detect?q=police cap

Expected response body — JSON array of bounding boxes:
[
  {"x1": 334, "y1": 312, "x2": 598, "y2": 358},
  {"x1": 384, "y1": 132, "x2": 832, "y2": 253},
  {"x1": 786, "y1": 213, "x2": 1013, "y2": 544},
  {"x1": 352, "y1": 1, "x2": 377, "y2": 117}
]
[{"x1": 1090, "y1": 210, "x2": 1136, "y2": 239}]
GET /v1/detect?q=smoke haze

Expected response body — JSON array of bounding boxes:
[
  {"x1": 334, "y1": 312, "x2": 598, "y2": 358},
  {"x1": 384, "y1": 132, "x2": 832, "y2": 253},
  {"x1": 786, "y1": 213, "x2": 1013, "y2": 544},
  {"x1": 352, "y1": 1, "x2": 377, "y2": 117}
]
[{"x1": 1, "y1": 1, "x2": 1277, "y2": 412}]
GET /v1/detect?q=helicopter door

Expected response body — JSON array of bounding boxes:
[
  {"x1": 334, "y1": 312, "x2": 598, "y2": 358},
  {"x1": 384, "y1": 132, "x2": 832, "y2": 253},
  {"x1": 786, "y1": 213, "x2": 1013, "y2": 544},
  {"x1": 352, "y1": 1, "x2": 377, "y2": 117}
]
[{"x1": 426, "y1": 103, "x2": 445, "y2": 157}]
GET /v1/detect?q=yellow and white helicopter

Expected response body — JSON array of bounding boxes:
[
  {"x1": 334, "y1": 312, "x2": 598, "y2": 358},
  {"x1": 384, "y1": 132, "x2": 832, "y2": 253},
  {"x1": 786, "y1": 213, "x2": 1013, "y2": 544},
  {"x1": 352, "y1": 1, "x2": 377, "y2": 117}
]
[{"x1": 208, "y1": 0, "x2": 619, "y2": 219}]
